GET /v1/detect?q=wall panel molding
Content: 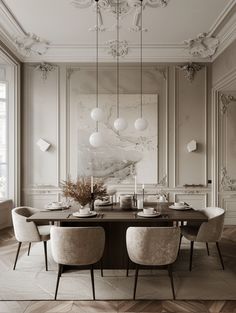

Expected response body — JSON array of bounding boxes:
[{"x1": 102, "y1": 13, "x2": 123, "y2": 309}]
[{"x1": 174, "y1": 66, "x2": 208, "y2": 188}]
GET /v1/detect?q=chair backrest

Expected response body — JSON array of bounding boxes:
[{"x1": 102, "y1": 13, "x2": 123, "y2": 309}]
[
  {"x1": 126, "y1": 226, "x2": 180, "y2": 266},
  {"x1": 11, "y1": 207, "x2": 41, "y2": 242},
  {"x1": 50, "y1": 226, "x2": 105, "y2": 266},
  {"x1": 196, "y1": 207, "x2": 225, "y2": 242}
]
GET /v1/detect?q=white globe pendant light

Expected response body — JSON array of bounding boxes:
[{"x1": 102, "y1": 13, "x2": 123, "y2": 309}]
[
  {"x1": 113, "y1": 1, "x2": 128, "y2": 132},
  {"x1": 89, "y1": 131, "x2": 103, "y2": 148},
  {"x1": 114, "y1": 117, "x2": 128, "y2": 131},
  {"x1": 134, "y1": 0, "x2": 148, "y2": 132},
  {"x1": 91, "y1": 107, "x2": 104, "y2": 122},
  {"x1": 89, "y1": 0, "x2": 103, "y2": 148},
  {"x1": 134, "y1": 117, "x2": 148, "y2": 131}
]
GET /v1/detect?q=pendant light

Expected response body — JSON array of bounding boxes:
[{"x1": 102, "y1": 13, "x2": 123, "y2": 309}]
[
  {"x1": 113, "y1": 0, "x2": 128, "y2": 132},
  {"x1": 134, "y1": 0, "x2": 148, "y2": 131},
  {"x1": 89, "y1": 0, "x2": 104, "y2": 147}
]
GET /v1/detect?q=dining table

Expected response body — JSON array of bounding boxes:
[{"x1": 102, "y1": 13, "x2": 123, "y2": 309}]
[{"x1": 27, "y1": 202, "x2": 208, "y2": 269}]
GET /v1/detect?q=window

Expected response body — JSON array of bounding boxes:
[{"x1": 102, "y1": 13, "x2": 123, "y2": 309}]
[{"x1": 0, "y1": 81, "x2": 7, "y2": 199}]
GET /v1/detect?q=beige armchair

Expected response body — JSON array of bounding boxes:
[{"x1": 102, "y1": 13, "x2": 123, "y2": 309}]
[
  {"x1": 50, "y1": 226, "x2": 105, "y2": 300},
  {"x1": 126, "y1": 226, "x2": 180, "y2": 300},
  {"x1": 180, "y1": 207, "x2": 225, "y2": 271},
  {"x1": 11, "y1": 207, "x2": 51, "y2": 271}
]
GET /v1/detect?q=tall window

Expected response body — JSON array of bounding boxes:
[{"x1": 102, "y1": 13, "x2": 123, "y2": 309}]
[{"x1": 0, "y1": 81, "x2": 7, "y2": 199}]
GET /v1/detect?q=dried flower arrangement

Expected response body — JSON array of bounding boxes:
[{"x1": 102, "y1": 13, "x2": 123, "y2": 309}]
[{"x1": 61, "y1": 176, "x2": 107, "y2": 207}]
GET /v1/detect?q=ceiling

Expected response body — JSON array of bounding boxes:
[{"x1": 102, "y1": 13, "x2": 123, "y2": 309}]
[{"x1": 0, "y1": 0, "x2": 236, "y2": 62}]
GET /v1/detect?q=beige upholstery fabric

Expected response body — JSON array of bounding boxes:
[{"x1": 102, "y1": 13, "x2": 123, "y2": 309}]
[
  {"x1": 126, "y1": 227, "x2": 180, "y2": 266},
  {"x1": 12, "y1": 207, "x2": 50, "y2": 243},
  {"x1": 38, "y1": 226, "x2": 51, "y2": 241},
  {"x1": 50, "y1": 226, "x2": 105, "y2": 266},
  {"x1": 182, "y1": 207, "x2": 225, "y2": 243}
]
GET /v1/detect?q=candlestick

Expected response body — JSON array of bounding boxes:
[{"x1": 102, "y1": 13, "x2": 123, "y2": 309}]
[
  {"x1": 134, "y1": 175, "x2": 137, "y2": 194},
  {"x1": 91, "y1": 192, "x2": 94, "y2": 210},
  {"x1": 91, "y1": 176, "x2": 94, "y2": 193},
  {"x1": 142, "y1": 184, "x2": 145, "y2": 202}
]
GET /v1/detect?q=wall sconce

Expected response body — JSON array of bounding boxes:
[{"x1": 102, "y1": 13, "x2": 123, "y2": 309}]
[
  {"x1": 187, "y1": 140, "x2": 197, "y2": 152},
  {"x1": 36, "y1": 138, "x2": 51, "y2": 152}
]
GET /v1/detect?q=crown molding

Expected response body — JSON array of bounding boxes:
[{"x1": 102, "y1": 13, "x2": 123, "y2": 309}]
[
  {"x1": 0, "y1": 0, "x2": 235, "y2": 63},
  {"x1": 211, "y1": 3, "x2": 236, "y2": 61},
  {"x1": 20, "y1": 43, "x2": 209, "y2": 63}
]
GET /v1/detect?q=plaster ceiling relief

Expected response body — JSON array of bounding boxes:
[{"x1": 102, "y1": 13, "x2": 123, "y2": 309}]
[
  {"x1": 184, "y1": 32, "x2": 220, "y2": 58},
  {"x1": 14, "y1": 33, "x2": 50, "y2": 56},
  {"x1": 34, "y1": 62, "x2": 56, "y2": 80},
  {"x1": 107, "y1": 39, "x2": 128, "y2": 57},
  {"x1": 177, "y1": 62, "x2": 203, "y2": 82},
  {"x1": 0, "y1": 0, "x2": 233, "y2": 61},
  {"x1": 70, "y1": 0, "x2": 169, "y2": 32}
]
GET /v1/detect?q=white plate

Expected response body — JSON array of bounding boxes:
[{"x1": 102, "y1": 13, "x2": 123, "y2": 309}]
[
  {"x1": 45, "y1": 205, "x2": 66, "y2": 211},
  {"x1": 137, "y1": 211, "x2": 161, "y2": 218},
  {"x1": 96, "y1": 202, "x2": 112, "y2": 207},
  {"x1": 169, "y1": 205, "x2": 190, "y2": 210},
  {"x1": 72, "y1": 211, "x2": 97, "y2": 218}
]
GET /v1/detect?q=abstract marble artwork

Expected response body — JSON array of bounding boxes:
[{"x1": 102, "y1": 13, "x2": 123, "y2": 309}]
[{"x1": 72, "y1": 94, "x2": 158, "y2": 184}]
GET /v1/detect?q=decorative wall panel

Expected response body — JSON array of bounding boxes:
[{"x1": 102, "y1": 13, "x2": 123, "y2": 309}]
[
  {"x1": 174, "y1": 66, "x2": 207, "y2": 187},
  {"x1": 23, "y1": 65, "x2": 60, "y2": 189}
]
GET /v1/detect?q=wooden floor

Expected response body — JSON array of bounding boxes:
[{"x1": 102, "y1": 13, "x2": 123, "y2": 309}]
[{"x1": 0, "y1": 227, "x2": 236, "y2": 313}]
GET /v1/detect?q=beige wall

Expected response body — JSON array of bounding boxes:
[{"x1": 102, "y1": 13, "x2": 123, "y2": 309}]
[
  {"x1": 212, "y1": 40, "x2": 236, "y2": 87},
  {"x1": 212, "y1": 39, "x2": 236, "y2": 224},
  {"x1": 22, "y1": 63, "x2": 212, "y2": 213}
]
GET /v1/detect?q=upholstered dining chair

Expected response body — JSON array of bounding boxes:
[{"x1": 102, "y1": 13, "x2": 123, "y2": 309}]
[
  {"x1": 12, "y1": 207, "x2": 51, "y2": 271},
  {"x1": 180, "y1": 207, "x2": 225, "y2": 271},
  {"x1": 126, "y1": 226, "x2": 180, "y2": 300},
  {"x1": 50, "y1": 226, "x2": 105, "y2": 300}
]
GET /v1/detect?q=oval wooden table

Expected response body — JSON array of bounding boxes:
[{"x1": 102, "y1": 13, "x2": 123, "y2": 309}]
[{"x1": 27, "y1": 202, "x2": 208, "y2": 269}]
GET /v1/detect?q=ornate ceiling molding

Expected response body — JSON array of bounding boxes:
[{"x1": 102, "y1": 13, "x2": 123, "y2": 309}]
[
  {"x1": 220, "y1": 93, "x2": 236, "y2": 114},
  {"x1": 34, "y1": 62, "x2": 56, "y2": 80},
  {"x1": 13, "y1": 33, "x2": 50, "y2": 56},
  {"x1": 177, "y1": 62, "x2": 204, "y2": 82},
  {"x1": 184, "y1": 32, "x2": 219, "y2": 58},
  {"x1": 70, "y1": 0, "x2": 169, "y2": 32},
  {"x1": 107, "y1": 39, "x2": 128, "y2": 57}
]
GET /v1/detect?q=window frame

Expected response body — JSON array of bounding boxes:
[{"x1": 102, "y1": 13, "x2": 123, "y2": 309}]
[{"x1": 0, "y1": 80, "x2": 9, "y2": 200}]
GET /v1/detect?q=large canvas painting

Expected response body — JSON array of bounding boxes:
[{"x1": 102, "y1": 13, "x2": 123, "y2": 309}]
[{"x1": 72, "y1": 94, "x2": 158, "y2": 184}]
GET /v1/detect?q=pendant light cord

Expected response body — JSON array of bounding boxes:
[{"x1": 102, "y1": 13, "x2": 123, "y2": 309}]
[
  {"x1": 117, "y1": 0, "x2": 120, "y2": 118},
  {"x1": 95, "y1": 0, "x2": 99, "y2": 131},
  {"x1": 140, "y1": 0, "x2": 143, "y2": 118}
]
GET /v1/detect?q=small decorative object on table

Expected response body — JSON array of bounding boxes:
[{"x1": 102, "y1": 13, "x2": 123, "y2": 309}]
[
  {"x1": 61, "y1": 176, "x2": 107, "y2": 212},
  {"x1": 120, "y1": 195, "x2": 133, "y2": 210},
  {"x1": 156, "y1": 189, "x2": 168, "y2": 202}
]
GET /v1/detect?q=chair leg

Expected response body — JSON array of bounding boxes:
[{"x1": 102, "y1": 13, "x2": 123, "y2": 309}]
[
  {"x1": 13, "y1": 242, "x2": 22, "y2": 270},
  {"x1": 206, "y1": 242, "x2": 210, "y2": 256},
  {"x1": 189, "y1": 241, "x2": 194, "y2": 271},
  {"x1": 178, "y1": 234, "x2": 183, "y2": 256},
  {"x1": 100, "y1": 259, "x2": 103, "y2": 277},
  {"x1": 90, "y1": 265, "x2": 95, "y2": 300},
  {"x1": 126, "y1": 257, "x2": 129, "y2": 277},
  {"x1": 133, "y1": 264, "x2": 139, "y2": 300},
  {"x1": 216, "y1": 242, "x2": 225, "y2": 270},
  {"x1": 168, "y1": 264, "x2": 176, "y2": 300},
  {"x1": 43, "y1": 241, "x2": 48, "y2": 271},
  {"x1": 54, "y1": 264, "x2": 63, "y2": 300},
  {"x1": 27, "y1": 242, "x2": 31, "y2": 256}
]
